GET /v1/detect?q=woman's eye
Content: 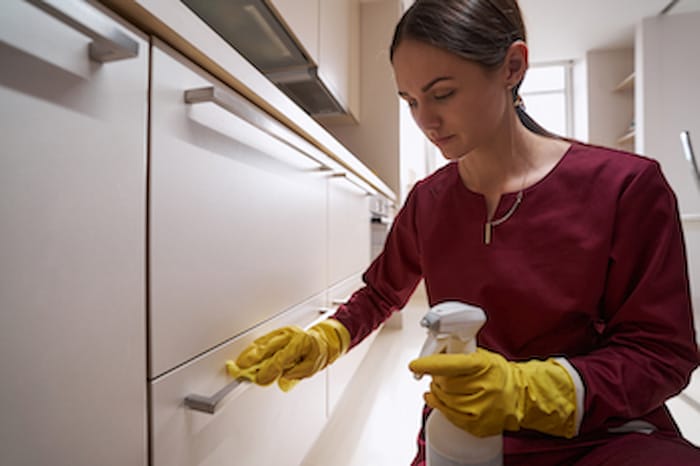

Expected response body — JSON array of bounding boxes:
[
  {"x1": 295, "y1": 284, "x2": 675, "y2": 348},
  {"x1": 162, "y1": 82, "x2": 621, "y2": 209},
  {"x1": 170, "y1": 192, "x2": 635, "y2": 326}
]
[{"x1": 434, "y1": 90, "x2": 455, "y2": 100}]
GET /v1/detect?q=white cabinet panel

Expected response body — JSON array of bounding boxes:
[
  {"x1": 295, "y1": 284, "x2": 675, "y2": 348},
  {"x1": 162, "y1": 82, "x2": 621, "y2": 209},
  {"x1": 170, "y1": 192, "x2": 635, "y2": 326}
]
[
  {"x1": 150, "y1": 42, "x2": 328, "y2": 377},
  {"x1": 326, "y1": 274, "x2": 379, "y2": 414},
  {"x1": 269, "y1": 0, "x2": 319, "y2": 63},
  {"x1": 0, "y1": 2, "x2": 148, "y2": 465},
  {"x1": 328, "y1": 174, "x2": 371, "y2": 286},
  {"x1": 318, "y1": 0, "x2": 359, "y2": 118},
  {"x1": 152, "y1": 293, "x2": 327, "y2": 466}
]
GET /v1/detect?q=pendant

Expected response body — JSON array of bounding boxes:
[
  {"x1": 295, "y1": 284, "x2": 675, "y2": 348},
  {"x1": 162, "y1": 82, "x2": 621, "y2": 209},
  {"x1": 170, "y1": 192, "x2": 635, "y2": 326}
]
[{"x1": 483, "y1": 190, "x2": 524, "y2": 246}]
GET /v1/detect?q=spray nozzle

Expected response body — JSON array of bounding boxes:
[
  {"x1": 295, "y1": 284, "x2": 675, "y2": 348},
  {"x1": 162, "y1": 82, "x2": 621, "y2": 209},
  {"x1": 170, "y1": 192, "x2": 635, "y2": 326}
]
[{"x1": 414, "y1": 302, "x2": 486, "y2": 380}]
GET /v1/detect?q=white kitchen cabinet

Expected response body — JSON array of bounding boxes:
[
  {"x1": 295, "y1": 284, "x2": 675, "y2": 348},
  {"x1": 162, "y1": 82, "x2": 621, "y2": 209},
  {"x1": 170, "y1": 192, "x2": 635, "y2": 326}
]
[
  {"x1": 328, "y1": 173, "x2": 371, "y2": 286},
  {"x1": 149, "y1": 40, "x2": 332, "y2": 377},
  {"x1": 326, "y1": 273, "x2": 380, "y2": 415},
  {"x1": 317, "y1": 0, "x2": 360, "y2": 121},
  {"x1": 269, "y1": 0, "x2": 320, "y2": 63},
  {"x1": 269, "y1": 0, "x2": 359, "y2": 120},
  {"x1": 0, "y1": 2, "x2": 148, "y2": 465},
  {"x1": 151, "y1": 292, "x2": 328, "y2": 466}
]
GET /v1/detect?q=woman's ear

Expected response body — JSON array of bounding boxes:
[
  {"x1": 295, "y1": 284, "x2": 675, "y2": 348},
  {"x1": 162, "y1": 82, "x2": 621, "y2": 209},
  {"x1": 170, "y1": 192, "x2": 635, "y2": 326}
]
[{"x1": 504, "y1": 40, "x2": 529, "y2": 88}]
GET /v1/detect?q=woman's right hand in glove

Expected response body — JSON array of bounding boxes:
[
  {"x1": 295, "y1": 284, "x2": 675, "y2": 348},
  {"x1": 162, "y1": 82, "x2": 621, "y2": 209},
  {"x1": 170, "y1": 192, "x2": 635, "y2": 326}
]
[{"x1": 226, "y1": 318, "x2": 351, "y2": 391}]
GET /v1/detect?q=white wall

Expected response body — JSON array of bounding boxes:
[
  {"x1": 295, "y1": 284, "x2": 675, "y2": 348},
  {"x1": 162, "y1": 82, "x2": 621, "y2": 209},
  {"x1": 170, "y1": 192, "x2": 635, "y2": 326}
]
[
  {"x1": 636, "y1": 11, "x2": 700, "y2": 343},
  {"x1": 636, "y1": 11, "x2": 700, "y2": 216}
]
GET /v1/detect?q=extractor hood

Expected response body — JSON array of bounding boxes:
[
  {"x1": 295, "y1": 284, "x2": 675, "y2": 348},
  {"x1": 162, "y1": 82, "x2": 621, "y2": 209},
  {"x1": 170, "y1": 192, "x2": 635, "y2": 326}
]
[{"x1": 182, "y1": 0, "x2": 346, "y2": 117}]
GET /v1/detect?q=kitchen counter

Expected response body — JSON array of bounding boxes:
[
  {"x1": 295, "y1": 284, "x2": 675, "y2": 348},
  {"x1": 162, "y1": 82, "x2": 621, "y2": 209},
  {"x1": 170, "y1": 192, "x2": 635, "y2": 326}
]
[{"x1": 100, "y1": 0, "x2": 395, "y2": 202}]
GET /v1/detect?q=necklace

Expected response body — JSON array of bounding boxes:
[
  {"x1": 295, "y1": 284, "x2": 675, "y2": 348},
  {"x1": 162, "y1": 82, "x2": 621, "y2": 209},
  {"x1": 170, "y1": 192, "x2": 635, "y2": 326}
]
[
  {"x1": 458, "y1": 145, "x2": 530, "y2": 245},
  {"x1": 484, "y1": 189, "x2": 523, "y2": 245},
  {"x1": 482, "y1": 162, "x2": 529, "y2": 245}
]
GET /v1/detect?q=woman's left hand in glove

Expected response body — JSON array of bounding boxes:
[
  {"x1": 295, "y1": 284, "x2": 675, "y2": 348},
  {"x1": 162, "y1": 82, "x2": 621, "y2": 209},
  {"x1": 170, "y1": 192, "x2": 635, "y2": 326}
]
[{"x1": 409, "y1": 348, "x2": 577, "y2": 438}]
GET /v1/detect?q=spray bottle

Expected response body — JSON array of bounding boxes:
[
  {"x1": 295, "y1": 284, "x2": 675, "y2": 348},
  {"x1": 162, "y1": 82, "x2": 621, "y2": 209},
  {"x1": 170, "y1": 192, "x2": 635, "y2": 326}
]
[{"x1": 416, "y1": 301, "x2": 503, "y2": 466}]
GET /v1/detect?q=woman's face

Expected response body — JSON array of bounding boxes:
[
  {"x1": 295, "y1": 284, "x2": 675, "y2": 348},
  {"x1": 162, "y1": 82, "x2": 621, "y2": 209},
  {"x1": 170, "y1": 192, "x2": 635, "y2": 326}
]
[{"x1": 392, "y1": 39, "x2": 510, "y2": 160}]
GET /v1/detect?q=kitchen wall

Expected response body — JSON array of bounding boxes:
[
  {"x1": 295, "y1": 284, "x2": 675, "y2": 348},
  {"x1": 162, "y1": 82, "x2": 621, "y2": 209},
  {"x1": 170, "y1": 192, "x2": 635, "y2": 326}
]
[
  {"x1": 635, "y1": 10, "x2": 700, "y2": 343},
  {"x1": 322, "y1": 0, "x2": 403, "y2": 198}
]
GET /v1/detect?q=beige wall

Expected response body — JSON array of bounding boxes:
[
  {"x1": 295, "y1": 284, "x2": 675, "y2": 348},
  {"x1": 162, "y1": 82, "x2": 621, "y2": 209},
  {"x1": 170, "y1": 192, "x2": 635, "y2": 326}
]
[{"x1": 323, "y1": 0, "x2": 402, "y2": 198}]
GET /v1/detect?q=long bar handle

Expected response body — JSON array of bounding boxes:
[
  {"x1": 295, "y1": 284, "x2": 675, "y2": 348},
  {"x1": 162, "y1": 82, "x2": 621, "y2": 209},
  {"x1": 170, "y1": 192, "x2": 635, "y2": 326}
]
[
  {"x1": 26, "y1": 0, "x2": 139, "y2": 63},
  {"x1": 332, "y1": 172, "x2": 377, "y2": 196},
  {"x1": 184, "y1": 308, "x2": 334, "y2": 414},
  {"x1": 681, "y1": 131, "x2": 700, "y2": 190},
  {"x1": 184, "y1": 86, "x2": 332, "y2": 171},
  {"x1": 184, "y1": 378, "x2": 247, "y2": 414}
]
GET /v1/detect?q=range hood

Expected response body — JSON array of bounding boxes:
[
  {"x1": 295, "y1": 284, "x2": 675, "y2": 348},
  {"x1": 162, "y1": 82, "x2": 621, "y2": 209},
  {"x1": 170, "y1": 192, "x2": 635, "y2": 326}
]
[{"x1": 182, "y1": 0, "x2": 346, "y2": 117}]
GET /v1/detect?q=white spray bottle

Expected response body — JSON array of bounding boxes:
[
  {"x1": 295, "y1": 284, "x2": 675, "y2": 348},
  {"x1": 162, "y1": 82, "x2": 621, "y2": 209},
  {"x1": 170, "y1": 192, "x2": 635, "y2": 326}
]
[{"x1": 416, "y1": 301, "x2": 503, "y2": 466}]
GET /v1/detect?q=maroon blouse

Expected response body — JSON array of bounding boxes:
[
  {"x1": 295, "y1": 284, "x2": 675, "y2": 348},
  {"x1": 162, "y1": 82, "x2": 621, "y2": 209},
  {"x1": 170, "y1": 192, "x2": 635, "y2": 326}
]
[{"x1": 333, "y1": 143, "x2": 699, "y2": 451}]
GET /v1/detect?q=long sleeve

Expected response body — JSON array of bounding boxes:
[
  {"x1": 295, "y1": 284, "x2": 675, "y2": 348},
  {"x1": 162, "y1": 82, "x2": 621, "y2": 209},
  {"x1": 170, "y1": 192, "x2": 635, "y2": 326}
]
[
  {"x1": 333, "y1": 186, "x2": 424, "y2": 348},
  {"x1": 568, "y1": 160, "x2": 700, "y2": 433}
]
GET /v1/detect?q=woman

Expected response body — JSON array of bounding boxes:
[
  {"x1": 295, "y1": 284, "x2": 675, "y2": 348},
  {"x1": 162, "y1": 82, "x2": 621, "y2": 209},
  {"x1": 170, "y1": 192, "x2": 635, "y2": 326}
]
[{"x1": 228, "y1": 0, "x2": 700, "y2": 464}]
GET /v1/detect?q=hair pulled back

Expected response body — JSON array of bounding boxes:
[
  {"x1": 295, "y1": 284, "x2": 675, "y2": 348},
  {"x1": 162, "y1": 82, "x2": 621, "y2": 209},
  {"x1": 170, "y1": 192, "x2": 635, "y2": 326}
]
[{"x1": 390, "y1": 0, "x2": 553, "y2": 137}]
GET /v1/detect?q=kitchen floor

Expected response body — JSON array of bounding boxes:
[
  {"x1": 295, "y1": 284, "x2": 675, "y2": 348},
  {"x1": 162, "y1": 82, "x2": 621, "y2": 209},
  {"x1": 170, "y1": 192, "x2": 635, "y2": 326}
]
[{"x1": 302, "y1": 284, "x2": 700, "y2": 466}]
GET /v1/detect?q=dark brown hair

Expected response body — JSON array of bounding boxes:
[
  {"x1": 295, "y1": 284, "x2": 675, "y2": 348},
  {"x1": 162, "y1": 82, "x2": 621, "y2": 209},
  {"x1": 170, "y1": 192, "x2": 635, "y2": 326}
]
[{"x1": 390, "y1": 0, "x2": 554, "y2": 137}]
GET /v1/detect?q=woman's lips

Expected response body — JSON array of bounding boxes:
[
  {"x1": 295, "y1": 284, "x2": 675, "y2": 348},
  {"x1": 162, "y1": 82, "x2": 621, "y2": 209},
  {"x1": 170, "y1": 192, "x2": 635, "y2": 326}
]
[{"x1": 432, "y1": 135, "x2": 454, "y2": 147}]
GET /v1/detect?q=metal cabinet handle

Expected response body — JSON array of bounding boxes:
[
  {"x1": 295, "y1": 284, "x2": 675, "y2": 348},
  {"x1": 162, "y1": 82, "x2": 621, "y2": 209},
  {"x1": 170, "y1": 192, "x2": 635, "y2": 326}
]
[
  {"x1": 184, "y1": 86, "x2": 332, "y2": 171},
  {"x1": 184, "y1": 307, "x2": 333, "y2": 414},
  {"x1": 26, "y1": 0, "x2": 139, "y2": 63},
  {"x1": 332, "y1": 172, "x2": 377, "y2": 196},
  {"x1": 185, "y1": 378, "x2": 248, "y2": 414},
  {"x1": 681, "y1": 131, "x2": 700, "y2": 190}
]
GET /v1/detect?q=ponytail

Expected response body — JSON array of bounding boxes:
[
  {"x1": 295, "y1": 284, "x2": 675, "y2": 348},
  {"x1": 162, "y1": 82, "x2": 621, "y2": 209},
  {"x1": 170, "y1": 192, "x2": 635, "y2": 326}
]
[{"x1": 512, "y1": 87, "x2": 561, "y2": 139}]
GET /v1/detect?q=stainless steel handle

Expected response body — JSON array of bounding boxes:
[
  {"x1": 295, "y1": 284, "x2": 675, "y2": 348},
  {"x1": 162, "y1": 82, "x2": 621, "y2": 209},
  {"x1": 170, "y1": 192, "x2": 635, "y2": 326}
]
[
  {"x1": 681, "y1": 131, "x2": 700, "y2": 190},
  {"x1": 184, "y1": 378, "x2": 248, "y2": 414},
  {"x1": 185, "y1": 307, "x2": 333, "y2": 414},
  {"x1": 332, "y1": 172, "x2": 377, "y2": 196},
  {"x1": 26, "y1": 0, "x2": 139, "y2": 63},
  {"x1": 184, "y1": 86, "x2": 332, "y2": 171}
]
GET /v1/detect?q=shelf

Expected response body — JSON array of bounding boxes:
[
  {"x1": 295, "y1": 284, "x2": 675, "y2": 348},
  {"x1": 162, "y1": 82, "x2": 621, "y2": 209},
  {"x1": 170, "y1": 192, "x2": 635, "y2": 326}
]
[{"x1": 614, "y1": 72, "x2": 635, "y2": 92}]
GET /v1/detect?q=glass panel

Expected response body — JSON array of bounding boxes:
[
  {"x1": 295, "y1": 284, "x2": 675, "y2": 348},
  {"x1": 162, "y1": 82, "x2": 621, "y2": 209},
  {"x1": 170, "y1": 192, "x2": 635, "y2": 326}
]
[
  {"x1": 521, "y1": 65, "x2": 565, "y2": 93},
  {"x1": 522, "y1": 93, "x2": 567, "y2": 136}
]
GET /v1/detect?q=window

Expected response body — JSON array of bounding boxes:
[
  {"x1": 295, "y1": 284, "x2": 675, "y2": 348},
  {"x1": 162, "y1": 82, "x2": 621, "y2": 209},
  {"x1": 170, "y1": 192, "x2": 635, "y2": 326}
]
[{"x1": 519, "y1": 62, "x2": 573, "y2": 137}]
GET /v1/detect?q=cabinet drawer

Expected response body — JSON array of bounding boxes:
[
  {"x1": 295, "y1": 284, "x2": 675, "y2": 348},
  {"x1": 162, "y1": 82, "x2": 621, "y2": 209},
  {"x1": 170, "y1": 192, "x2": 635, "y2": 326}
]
[
  {"x1": 0, "y1": 2, "x2": 148, "y2": 465},
  {"x1": 328, "y1": 173, "x2": 371, "y2": 286},
  {"x1": 150, "y1": 42, "x2": 329, "y2": 376},
  {"x1": 151, "y1": 293, "x2": 327, "y2": 466}
]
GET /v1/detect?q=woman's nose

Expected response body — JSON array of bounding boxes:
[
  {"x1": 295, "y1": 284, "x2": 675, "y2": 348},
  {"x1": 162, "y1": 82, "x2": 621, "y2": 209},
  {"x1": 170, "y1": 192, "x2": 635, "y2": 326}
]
[{"x1": 414, "y1": 105, "x2": 440, "y2": 132}]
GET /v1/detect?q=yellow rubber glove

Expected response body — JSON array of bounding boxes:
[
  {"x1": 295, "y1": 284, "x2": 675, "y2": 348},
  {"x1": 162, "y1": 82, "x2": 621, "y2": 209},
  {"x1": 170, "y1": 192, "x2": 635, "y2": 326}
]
[
  {"x1": 226, "y1": 319, "x2": 351, "y2": 392},
  {"x1": 409, "y1": 348, "x2": 577, "y2": 438}
]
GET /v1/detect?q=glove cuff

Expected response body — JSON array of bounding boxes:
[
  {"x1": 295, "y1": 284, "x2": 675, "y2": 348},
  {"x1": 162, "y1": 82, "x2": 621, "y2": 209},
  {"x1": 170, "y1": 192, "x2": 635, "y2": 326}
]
[
  {"x1": 519, "y1": 358, "x2": 578, "y2": 438},
  {"x1": 311, "y1": 318, "x2": 351, "y2": 364}
]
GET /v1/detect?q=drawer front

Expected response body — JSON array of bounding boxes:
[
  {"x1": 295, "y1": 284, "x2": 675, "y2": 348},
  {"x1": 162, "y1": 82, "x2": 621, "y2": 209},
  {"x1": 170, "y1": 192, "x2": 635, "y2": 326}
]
[
  {"x1": 0, "y1": 2, "x2": 148, "y2": 465},
  {"x1": 328, "y1": 174, "x2": 371, "y2": 286},
  {"x1": 150, "y1": 42, "x2": 329, "y2": 376},
  {"x1": 327, "y1": 274, "x2": 380, "y2": 414},
  {"x1": 151, "y1": 293, "x2": 328, "y2": 466}
]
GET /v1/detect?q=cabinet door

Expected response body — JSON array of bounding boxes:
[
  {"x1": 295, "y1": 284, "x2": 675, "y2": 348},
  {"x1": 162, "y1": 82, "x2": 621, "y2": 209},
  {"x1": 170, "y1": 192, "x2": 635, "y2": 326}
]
[
  {"x1": 150, "y1": 42, "x2": 328, "y2": 377},
  {"x1": 269, "y1": 0, "x2": 319, "y2": 63},
  {"x1": 0, "y1": 2, "x2": 148, "y2": 465},
  {"x1": 152, "y1": 292, "x2": 327, "y2": 466},
  {"x1": 328, "y1": 173, "x2": 371, "y2": 286},
  {"x1": 318, "y1": 0, "x2": 359, "y2": 117}
]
